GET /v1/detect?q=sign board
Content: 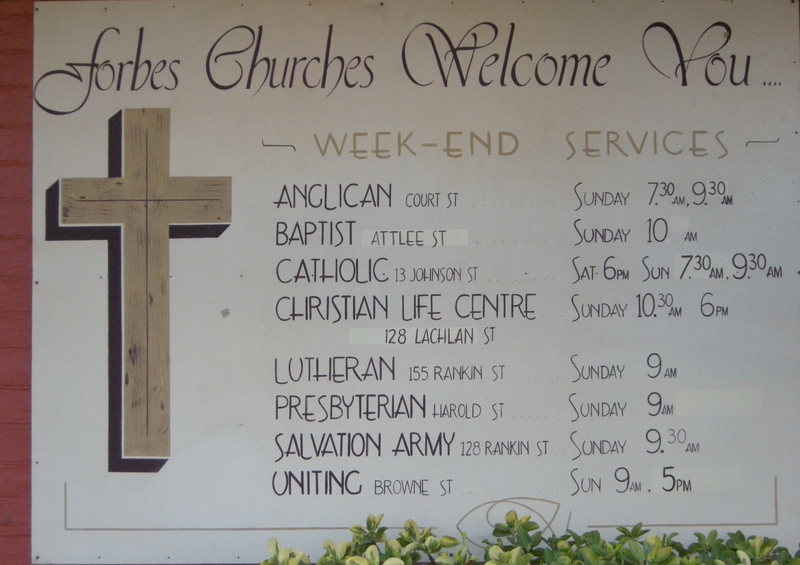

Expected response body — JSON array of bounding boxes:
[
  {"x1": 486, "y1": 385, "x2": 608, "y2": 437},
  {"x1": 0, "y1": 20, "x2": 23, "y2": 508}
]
[{"x1": 32, "y1": 1, "x2": 800, "y2": 563}]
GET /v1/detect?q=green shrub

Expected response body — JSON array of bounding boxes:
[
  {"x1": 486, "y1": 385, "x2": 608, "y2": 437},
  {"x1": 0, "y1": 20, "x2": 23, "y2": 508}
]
[{"x1": 262, "y1": 512, "x2": 800, "y2": 565}]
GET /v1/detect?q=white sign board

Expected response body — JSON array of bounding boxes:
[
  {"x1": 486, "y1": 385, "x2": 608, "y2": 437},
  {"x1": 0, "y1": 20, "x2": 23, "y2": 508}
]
[{"x1": 32, "y1": 1, "x2": 800, "y2": 563}]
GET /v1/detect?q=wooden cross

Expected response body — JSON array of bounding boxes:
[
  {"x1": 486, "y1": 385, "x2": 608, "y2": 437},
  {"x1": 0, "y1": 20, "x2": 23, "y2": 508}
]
[{"x1": 52, "y1": 108, "x2": 231, "y2": 468}]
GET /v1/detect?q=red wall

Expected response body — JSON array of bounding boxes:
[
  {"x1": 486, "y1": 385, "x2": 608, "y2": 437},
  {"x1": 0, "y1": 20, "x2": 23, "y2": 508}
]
[{"x1": 0, "y1": 0, "x2": 33, "y2": 564}]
